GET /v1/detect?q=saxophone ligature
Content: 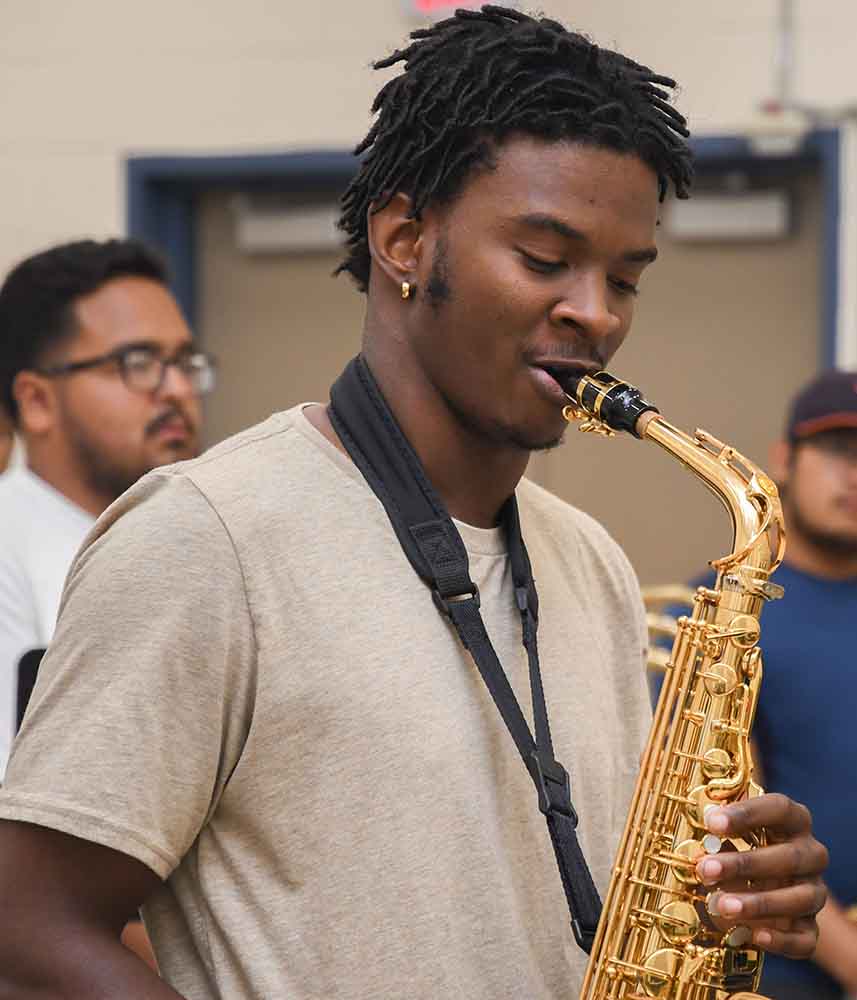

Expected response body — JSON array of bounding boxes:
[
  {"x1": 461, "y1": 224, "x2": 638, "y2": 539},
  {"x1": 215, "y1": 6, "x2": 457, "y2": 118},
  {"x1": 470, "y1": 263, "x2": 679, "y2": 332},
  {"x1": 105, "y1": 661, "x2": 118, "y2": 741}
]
[{"x1": 560, "y1": 371, "x2": 785, "y2": 1000}]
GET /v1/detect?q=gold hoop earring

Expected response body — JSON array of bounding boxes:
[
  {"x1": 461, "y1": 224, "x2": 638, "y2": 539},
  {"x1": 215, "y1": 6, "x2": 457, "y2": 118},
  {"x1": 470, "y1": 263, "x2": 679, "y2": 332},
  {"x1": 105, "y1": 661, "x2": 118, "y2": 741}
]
[{"x1": 401, "y1": 280, "x2": 412, "y2": 300}]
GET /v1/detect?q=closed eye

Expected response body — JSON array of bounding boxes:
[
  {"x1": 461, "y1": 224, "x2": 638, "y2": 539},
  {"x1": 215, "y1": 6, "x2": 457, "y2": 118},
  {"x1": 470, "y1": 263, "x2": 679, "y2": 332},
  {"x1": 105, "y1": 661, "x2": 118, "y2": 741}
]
[
  {"x1": 609, "y1": 277, "x2": 639, "y2": 297},
  {"x1": 519, "y1": 250, "x2": 565, "y2": 275}
]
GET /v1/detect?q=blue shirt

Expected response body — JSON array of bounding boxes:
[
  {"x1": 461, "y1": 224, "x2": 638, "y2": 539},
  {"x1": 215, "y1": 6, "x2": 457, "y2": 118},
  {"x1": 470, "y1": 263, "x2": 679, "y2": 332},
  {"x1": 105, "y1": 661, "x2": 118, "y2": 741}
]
[
  {"x1": 754, "y1": 563, "x2": 857, "y2": 992},
  {"x1": 661, "y1": 563, "x2": 857, "y2": 993}
]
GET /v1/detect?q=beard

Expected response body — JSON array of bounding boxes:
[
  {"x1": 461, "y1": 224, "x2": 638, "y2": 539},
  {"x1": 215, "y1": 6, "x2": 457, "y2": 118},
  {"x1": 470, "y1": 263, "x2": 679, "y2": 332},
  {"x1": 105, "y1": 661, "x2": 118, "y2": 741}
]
[
  {"x1": 784, "y1": 487, "x2": 857, "y2": 559},
  {"x1": 441, "y1": 390, "x2": 566, "y2": 452},
  {"x1": 66, "y1": 418, "x2": 146, "y2": 503},
  {"x1": 424, "y1": 233, "x2": 452, "y2": 313},
  {"x1": 64, "y1": 405, "x2": 198, "y2": 504},
  {"x1": 422, "y1": 237, "x2": 566, "y2": 453}
]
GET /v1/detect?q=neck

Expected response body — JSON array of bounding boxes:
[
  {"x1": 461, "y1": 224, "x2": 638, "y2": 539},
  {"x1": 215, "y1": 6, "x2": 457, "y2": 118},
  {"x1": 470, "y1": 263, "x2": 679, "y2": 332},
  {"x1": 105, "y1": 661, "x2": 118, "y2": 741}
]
[
  {"x1": 359, "y1": 337, "x2": 530, "y2": 528},
  {"x1": 26, "y1": 442, "x2": 111, "y2": 518},
  {"x1": 782, "y1": 527, "x2": 857, "y2": 581}
]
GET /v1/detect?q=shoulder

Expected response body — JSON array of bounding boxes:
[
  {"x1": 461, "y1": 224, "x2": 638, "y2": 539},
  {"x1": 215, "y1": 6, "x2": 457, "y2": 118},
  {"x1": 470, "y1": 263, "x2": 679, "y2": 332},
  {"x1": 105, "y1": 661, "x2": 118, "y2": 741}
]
[
  {"x1": 76, "y1": 407, "x2": 329, "y2": 568},
  {"x1": 517, "y1": 476, "x2": 635, "y2": 577},
  {"x1": 99, "y1": 408, "x2": 302, "y2": 517},
  {"x1": 172, "y1": 407, "x2": 303, "y2": 486},
  {"x1": 516, "y1": 476, "x2": 643, "y2": 629},
  {"x1": 159, "y1": 405, "x2": 334, "y2": 514}
]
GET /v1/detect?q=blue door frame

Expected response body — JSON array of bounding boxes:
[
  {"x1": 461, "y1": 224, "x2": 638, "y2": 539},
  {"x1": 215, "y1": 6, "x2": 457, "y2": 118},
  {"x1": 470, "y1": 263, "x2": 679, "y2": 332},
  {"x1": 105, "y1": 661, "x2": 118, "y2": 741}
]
[{"x1": 126, "y1": 132, "x2": 840, "y2": 365}]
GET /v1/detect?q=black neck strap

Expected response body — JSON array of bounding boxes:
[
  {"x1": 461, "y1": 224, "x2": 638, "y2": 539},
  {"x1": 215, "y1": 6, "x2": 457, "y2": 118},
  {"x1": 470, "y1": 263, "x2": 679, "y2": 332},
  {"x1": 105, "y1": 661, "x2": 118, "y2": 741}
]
[{"x1": 328, "y1": 356, "x2": 601, "y2": 953}]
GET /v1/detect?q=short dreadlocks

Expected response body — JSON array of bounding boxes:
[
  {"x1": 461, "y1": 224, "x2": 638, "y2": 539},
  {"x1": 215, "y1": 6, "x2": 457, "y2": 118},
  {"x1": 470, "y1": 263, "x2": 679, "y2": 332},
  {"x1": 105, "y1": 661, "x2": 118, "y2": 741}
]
[{"x1": 337, "y1": 4, "x2": 692, "y2": 292}]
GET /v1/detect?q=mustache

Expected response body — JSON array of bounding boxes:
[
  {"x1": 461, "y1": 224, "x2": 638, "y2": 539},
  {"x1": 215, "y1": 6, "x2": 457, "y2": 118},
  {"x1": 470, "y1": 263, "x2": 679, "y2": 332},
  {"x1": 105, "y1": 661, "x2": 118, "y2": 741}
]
[
  {"x1": 145, "y1": 407, "x2": 192, "y2": 438},
  {"x1": 524, "y1": 342, "x2": 607, "y2": 368}
]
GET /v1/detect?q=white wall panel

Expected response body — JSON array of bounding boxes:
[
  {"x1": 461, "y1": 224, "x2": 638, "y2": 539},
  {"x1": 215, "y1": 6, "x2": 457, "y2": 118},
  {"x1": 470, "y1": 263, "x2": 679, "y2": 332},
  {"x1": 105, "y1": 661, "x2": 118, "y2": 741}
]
[{"x1": 1, "y1": 1, "x2": 856, "y2": 281}]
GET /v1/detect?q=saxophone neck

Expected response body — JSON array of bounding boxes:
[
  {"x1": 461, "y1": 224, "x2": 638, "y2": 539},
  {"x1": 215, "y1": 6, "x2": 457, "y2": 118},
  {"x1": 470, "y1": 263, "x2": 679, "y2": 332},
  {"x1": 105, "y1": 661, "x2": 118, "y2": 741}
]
[
  {"x1": 560, "y1": 370, "x2": 786, "y2": 592},
  {"x1": 641, "y1": 414, "x2": 786, "y2": 593}
]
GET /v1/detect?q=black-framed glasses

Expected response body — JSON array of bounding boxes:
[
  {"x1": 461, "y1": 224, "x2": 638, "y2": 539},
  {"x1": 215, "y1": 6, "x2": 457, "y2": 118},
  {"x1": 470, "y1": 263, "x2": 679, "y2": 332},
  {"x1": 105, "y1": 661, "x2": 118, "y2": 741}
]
[{"x1": 36, "y1": 344, "x2": 217, "y2": 396}]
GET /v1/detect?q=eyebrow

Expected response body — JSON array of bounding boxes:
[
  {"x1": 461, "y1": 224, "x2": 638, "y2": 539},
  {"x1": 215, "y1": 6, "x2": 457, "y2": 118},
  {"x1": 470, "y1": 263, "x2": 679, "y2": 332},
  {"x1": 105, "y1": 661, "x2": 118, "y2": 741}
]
[
  {"x1": 113, "y1": 338, "x2": 194, "y2": 356},
  {"x1": 515, "y1": 212, "x2": 659, "y2": 264},
  {"x1": 113, "y1": 339, "x2": 161, "y2": 354}
]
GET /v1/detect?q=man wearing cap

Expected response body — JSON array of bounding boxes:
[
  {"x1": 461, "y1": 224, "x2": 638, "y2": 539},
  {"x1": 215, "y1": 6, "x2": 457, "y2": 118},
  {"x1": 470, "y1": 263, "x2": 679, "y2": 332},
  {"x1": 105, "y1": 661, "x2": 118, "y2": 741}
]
[
  {"x1": 661, "y1": 371, "x2": 857, "y2": 998},
  {"x1": 755, "y1": 370, "x2": 857, "y2": 998}
]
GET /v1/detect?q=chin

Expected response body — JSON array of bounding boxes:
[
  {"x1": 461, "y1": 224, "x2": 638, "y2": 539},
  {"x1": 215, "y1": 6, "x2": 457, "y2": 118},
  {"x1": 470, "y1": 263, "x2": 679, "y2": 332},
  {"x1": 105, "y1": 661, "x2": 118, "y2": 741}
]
[
  {"x1": 162, "y1": 441, "x2": 198, "y2": 462},
  {"x1": 528, "y1": 433, "x2": 565, "y2": 453},
  {"x1": 501, "y1": 419, "x2": 567, "y2": 453}
]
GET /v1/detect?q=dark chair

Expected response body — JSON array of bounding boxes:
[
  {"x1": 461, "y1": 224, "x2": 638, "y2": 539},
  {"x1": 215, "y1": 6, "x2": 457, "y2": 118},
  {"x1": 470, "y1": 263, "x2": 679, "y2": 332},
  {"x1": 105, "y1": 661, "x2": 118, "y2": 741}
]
[{"x1": 16, "y1": 648, "x2": 45, "y2": 732}]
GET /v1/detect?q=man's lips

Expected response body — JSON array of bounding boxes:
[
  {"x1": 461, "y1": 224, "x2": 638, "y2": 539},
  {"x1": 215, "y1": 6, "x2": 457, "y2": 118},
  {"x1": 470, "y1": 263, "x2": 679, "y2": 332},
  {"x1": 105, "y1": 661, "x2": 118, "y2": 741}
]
[
  {"x1": 527, "y1": 361, "x2": 602, "y2": 402},
  {"x1": 835, "y1": 494, "x2": 857, "y2": 516},
  {"x1": 147, "y1": 412, "x2": 192, "y2": 441}
]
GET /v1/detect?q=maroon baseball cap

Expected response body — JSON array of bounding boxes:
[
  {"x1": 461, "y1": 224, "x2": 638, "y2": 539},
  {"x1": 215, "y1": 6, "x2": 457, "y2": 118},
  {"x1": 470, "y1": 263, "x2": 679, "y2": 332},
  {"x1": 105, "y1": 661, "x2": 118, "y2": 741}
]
[{"x1": 787, "y1": 370, "x2": 857, "y2": 442}]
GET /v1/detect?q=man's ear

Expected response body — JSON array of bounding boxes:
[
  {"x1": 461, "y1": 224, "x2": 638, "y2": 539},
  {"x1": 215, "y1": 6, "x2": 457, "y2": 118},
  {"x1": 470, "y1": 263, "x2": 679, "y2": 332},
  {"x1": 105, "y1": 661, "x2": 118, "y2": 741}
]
[
  {"x1": 366, "y1": 192, "x2": 424, "y2": 289},
  {"x1": 12, "y1": 370, "x2": 57, "y2": 437},
  {"x1": 768, "y1": 439, "x2": 792, "y2": 487}
]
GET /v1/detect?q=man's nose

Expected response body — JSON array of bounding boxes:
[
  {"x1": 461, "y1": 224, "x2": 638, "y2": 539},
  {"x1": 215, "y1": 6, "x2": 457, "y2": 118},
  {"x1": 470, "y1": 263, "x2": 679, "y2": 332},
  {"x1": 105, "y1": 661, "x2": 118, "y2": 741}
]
[
  {"x1": 549, "y1": 271, "x2": 621, "y2": 342},
  {"x1": 157, "y1": 360, "x2": 197, "y2": 403}
]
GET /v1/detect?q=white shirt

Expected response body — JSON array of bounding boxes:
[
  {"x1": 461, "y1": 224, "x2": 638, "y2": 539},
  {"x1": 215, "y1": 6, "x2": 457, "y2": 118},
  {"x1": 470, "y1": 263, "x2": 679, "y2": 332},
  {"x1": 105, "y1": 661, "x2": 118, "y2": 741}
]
[{"x1": 0, "y1": 466, "x2": 94, "y2": 777}]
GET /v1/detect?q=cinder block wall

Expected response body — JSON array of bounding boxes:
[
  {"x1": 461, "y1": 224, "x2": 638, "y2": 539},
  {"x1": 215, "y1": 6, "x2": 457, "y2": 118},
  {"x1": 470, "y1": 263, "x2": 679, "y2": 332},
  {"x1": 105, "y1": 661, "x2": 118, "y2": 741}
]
[{"x1": 1, "y1": 0, "x2": 852, "y2": 276}]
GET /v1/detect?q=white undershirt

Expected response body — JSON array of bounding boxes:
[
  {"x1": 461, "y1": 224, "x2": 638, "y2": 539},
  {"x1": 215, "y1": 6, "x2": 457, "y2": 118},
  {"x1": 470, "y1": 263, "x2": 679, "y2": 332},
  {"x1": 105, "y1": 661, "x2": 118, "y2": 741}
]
[{"x1": 0, "y1": 466, "x2": 95, "y2": 778}]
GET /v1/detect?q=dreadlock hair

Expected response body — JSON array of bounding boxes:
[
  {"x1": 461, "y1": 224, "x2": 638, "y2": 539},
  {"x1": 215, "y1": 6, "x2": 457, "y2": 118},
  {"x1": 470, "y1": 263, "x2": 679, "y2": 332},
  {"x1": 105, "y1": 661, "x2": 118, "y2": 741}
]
[
  {"x1": 337, "y1": 4, "x2": 693, "y2": 292},
  {"x1": 0, "y1": 238, "x2": 168, "y2": 423}
]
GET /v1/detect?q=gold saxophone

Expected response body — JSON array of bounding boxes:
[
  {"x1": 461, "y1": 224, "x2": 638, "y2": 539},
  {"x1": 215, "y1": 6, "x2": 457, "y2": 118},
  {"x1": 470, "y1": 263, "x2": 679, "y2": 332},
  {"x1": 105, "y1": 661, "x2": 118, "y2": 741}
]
[{"x1": 560, "y1": 371, "x2": 786, "y2": 1000}]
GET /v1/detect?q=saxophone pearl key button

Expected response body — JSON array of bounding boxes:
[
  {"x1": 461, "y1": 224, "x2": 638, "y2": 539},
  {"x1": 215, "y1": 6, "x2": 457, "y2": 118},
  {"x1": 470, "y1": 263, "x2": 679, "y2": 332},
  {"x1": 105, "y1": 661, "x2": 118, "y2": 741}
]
[
  {"x1": 702, "y1": 834, "x2": 722, "y2": 854},
  {"x1": 698, "y1": 858, "x2": 722, "y2": 883},
  {"x1": 725, "y1": 925, "x2": 753, "y2": 948}
]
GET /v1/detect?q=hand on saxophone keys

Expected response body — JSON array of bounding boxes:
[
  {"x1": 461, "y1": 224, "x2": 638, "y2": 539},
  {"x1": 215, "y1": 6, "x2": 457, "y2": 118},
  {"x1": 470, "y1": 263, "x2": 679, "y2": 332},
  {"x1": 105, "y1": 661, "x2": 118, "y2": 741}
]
[{"x1": 695, "y1": 794, "x2": 829, "y2": 959}]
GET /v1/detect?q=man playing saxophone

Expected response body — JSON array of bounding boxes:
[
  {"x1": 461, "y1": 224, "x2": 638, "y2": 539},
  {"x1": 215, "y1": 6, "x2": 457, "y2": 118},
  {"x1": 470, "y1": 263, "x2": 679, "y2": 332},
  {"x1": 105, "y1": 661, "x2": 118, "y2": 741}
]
[{"x1": 0, "y1": 6, "x2": 829, "y2": 997}]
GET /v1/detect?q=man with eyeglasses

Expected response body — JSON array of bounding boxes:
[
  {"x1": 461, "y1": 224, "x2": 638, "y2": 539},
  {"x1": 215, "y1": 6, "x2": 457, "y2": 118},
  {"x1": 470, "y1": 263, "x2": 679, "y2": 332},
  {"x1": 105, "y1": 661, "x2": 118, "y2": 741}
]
[{"x1": 0, "y1": 238, "x2": 216, "y2": 781}]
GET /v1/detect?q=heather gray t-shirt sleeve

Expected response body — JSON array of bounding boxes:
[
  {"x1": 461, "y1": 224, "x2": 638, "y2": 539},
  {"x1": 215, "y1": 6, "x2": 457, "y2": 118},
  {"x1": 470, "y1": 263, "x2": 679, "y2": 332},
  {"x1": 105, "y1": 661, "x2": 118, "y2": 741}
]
[
  {"x1": 0, "y1": 470, "x2": 257, "y2": 879},
  {"x1": 0, "y1": 410, "x2": 656, "y2": 999}
]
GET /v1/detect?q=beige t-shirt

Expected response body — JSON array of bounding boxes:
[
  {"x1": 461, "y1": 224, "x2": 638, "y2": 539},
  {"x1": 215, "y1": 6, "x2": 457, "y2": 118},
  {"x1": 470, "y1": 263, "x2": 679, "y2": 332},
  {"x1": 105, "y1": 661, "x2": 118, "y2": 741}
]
[{"x1": 0, "y1": 406, "x2": 651, "y2": 1000}]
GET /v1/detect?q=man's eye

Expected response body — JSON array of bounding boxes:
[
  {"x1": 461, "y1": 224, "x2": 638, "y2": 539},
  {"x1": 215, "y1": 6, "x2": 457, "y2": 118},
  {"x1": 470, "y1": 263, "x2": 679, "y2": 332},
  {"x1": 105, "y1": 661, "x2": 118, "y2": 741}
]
[
  {"x1": 609, "y1": 277, "x2": 639, "y2": 297},
  {"x1": 521, "y1": 252, "x2": 564, "y2": 274},
  {"x1": 122, "y1": 350, "x2": 158, "y2": 371},
  {"x1": 177, "y1": 354, "x2": 202, "y2": 373}
]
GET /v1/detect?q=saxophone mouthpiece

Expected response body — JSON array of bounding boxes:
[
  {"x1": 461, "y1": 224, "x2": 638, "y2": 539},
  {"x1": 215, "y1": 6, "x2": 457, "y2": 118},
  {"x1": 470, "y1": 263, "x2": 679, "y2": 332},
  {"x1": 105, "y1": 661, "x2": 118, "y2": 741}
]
[{"x1": 562, "y1": 370, "x2": 660, "y2": 439}]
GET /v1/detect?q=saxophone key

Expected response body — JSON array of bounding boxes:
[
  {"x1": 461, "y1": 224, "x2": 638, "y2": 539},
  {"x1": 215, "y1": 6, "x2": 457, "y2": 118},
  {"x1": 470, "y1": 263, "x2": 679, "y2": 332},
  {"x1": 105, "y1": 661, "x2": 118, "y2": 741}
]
[
  {"x1": 702, "y1": 833, "x2": 723, "y2": 854},
  {"x1": 702, "y1": 748, "x2": 734, "y2": 781},
  {"x1": 665, "y1": 839, "x2": 708, "y2": 885},
  {"x1": 639, "y1": 948, "x2": 682, "y2": 997},
  {"x1": 724, "y1": 925, "x2": 753, "y2": 948},
  {"x1": 655, "y1": 900, "x2": 700, "y2": 946},
  {"x1": 700, "y1": 662, "x2": 739, "y2": 697}
]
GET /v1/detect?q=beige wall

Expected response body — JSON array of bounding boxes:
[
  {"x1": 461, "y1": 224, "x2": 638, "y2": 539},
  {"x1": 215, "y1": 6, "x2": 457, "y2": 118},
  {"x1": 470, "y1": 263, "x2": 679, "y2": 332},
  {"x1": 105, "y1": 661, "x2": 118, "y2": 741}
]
[
  {"x1": 3, "y1": 0, "x2": 839, "y2": 585},
  {"x1": 2, "y1": 1, "x2": 856, "y2": 276},
  {"x1": 538, "y1": 174, "x2": 821, "y2": 583},
  {"x1": 196, "y1": 171, "x2": 821, "y2": 585}
]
